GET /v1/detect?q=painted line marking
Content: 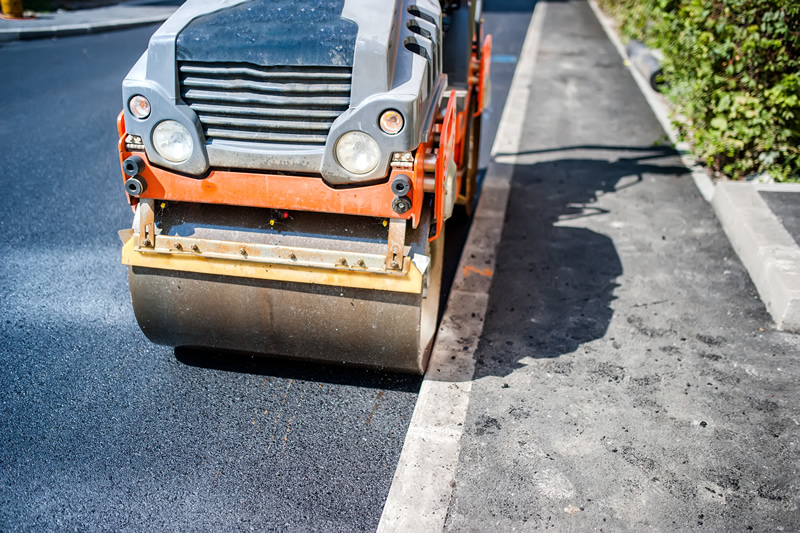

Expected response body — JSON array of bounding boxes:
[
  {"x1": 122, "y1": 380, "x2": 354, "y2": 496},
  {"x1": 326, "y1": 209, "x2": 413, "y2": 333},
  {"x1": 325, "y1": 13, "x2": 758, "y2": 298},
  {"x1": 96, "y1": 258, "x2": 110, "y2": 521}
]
[
  {"x1": 376, "y1": 3, "x2": 548, "y2": 532},
  {"x1": 492, "y1": 54, "x2": 518, "y2": 63},
  {"x1": 463, "y1": 266, "x2": 493, "y2": 278}
]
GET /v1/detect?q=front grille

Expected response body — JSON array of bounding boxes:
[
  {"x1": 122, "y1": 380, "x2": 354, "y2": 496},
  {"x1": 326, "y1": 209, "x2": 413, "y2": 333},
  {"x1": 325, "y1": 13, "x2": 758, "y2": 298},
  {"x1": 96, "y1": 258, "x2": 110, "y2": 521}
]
[{"x1": 179, "y1": 61, "x2": 352, "y2": 146}]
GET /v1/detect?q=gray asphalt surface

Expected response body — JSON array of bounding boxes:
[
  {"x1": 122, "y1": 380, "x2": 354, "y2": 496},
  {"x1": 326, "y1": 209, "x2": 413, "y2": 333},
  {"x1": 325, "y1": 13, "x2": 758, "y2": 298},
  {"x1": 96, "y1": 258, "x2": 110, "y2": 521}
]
[
  {"x1": 761, "y1": 191, "x2": 800, "y2": 247},
  {"x1": 445, "y1": 1, "x2": 800, "y2": 531},
  {"x1": 0, "y1": 3, "x2": 529, "y2": 530}
]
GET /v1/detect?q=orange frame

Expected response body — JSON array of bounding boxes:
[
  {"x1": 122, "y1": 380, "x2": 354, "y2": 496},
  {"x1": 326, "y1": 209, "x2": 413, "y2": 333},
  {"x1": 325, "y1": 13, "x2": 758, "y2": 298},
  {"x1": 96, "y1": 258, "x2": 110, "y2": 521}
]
[{"x1": 118, "y1": 113, "x2": 425, "y2": 227}]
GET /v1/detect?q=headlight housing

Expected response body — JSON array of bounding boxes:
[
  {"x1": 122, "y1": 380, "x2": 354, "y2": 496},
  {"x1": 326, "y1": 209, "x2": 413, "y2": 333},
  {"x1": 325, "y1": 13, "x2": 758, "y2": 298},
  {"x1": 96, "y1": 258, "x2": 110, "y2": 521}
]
[
  {"x1": 335, "y1": 131, "x2": 381, "y2": 175},
  {"x1": 152, "y1": 120, "x2": 193, "y2": 163}
]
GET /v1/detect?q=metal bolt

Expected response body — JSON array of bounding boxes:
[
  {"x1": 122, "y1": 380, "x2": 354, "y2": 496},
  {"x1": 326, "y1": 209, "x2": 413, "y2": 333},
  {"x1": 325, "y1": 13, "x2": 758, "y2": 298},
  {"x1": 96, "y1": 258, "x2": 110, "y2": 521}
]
[
  {"x1": 289, "y1": 253, "x2": 297, "y2": 261},
  {"x1": 357, "y1": 259, "x2": 366, "y2": 268},
  {"x1": 390, "y1": 260, "x2": 399, "y2": 269},
  {"x1": 336, "y1": 258, "x2": 347, "y2": 266},
  {"x1": 141, "y1": 239, "x2": 152, "y2": 247},
  {"x1": 392, "y1": 196, "x2": 411, "y2": 214},
  {"x1": 174, "y1": 243, "x2": 183, "y2": 250},
  {"x1": 240, "y1": 247, "x2": 247, "y2": 257},
  {"x1": 191, "y1": 244, "x2": 200, "y2": 252}
]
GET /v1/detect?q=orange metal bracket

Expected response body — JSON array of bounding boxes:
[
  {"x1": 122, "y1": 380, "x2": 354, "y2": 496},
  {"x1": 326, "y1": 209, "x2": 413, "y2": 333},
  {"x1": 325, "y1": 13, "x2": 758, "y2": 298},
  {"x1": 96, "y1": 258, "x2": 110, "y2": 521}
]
[
  {"x1": 429, "y1": 90, "x2": 457, "y2": 242},
  {"x1": 477, "y1": 35, "x2": 492, "y2": 116}
]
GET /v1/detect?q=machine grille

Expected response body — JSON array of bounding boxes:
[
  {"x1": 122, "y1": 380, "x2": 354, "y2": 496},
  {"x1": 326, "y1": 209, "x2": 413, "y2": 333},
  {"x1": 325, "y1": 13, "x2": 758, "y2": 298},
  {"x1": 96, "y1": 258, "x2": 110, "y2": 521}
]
[{"x1": 178, "y1": 62, "x2": 352, "y2": 146}]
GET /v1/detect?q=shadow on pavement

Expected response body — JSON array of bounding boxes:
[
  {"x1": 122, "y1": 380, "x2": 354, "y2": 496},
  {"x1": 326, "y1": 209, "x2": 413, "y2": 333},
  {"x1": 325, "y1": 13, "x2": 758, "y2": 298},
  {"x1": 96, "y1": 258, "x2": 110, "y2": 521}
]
[
  {"x1": 484, "y1": 0, "x2": 565, "y2": 12},
  {"x1": 474, "y1": 145, "x2": 687, "y2": 378},
  {"x1": 175, "y1": 347, "x2": 422, "y2": 392}
]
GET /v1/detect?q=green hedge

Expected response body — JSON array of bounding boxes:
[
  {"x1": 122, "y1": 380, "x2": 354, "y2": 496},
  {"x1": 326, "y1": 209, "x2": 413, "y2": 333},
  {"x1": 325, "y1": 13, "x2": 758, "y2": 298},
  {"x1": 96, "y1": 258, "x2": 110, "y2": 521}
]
[{"x1": 598, "y1": 0, "x2": 799, "y2": 181}]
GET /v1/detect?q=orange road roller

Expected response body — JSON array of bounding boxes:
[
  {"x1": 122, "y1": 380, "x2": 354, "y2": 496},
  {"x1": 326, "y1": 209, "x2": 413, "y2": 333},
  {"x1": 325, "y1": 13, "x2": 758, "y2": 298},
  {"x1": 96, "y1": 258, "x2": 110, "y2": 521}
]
[{"x1": 117, "y1": 0, "x2": 491, "y2": 373}]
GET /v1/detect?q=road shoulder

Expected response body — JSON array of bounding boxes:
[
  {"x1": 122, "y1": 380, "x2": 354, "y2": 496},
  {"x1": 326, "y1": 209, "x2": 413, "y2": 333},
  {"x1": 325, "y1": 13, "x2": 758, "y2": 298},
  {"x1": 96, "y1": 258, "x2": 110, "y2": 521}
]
[{"x1": 443, "y1": 1, "x2": 800, "y2": 530}]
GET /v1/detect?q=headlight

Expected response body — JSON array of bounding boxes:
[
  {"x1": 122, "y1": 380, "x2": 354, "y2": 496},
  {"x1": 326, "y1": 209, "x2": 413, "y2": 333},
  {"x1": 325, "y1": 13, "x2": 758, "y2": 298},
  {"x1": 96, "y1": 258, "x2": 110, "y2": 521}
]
[
  {"x1": 335, "y1": 131, "x2": 381, "y2": 175},
  {"x1": 128, "y1": 95, "x2": 150, "y2": 119},
  {"x1": 379, "y1": 110, "x2": 404, "y2": 135},
  {"x1": 152, "y1": 120, "x2": 193, "y2": 163}
]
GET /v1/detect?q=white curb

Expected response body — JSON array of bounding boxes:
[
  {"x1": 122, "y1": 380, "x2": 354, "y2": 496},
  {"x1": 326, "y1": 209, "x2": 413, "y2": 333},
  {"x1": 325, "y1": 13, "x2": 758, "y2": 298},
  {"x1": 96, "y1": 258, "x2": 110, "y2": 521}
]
[{"x1": 712, "y1": 183, "x2": 800, "y2": 332}]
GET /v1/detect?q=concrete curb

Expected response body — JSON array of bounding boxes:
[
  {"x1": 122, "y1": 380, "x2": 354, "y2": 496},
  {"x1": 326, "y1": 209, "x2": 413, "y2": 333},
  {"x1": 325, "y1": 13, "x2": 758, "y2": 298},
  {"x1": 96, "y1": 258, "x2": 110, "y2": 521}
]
[
  {"x1": 712, "y1": 183, "x2": 800, "y2": 332},
  {"x1": 0, "y1": 11, "x2": 172, "y2": 42},
  {"x1": 588, "y1": 0, "x2": 800, "y2": 334}
]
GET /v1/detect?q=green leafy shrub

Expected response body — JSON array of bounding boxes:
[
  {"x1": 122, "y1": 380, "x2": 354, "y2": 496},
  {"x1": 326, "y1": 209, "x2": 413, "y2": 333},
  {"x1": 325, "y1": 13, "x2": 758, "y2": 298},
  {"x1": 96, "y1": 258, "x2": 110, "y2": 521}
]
[{"x1": 597, "y1": 0, "x2": 800, "y2": 181}]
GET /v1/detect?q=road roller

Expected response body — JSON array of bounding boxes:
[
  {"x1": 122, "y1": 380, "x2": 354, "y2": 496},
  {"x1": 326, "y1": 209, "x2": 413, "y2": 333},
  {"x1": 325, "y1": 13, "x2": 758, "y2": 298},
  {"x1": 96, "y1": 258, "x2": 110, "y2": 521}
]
[{"x1": 116, "y1": 0, "x2": 491, "y2": 373}]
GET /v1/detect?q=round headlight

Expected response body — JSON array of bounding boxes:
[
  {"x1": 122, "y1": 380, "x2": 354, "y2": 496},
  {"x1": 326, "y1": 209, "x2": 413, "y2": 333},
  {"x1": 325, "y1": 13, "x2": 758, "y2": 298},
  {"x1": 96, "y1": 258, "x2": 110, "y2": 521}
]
[
  {"x1": 152, "y1": 120, "x2": 193, "y2": 163},
  {"x1": 335, "y1": 131, "x2": 381, "y2": 175},
  {"x1": 379, "y1": 110, "x2": 404, "y2": 135},
  {"x1": 128, "y1": 95, "x2": 151, "y2": 119}
]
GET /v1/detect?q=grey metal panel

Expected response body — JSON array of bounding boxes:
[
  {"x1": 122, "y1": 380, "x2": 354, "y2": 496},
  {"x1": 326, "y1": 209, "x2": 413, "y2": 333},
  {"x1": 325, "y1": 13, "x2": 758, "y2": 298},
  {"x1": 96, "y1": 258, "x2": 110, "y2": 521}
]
[
  {"x1": 198, "y1": 116, "x2": 332, "y2": 132},
  {"x1": 188, "y1": 103, "x2": 343, "y2": 120},
  {"x1": 205, "y1": 141, "x2": 323, "y2": 174},
  {"x1": 181, "y1": 77, "x2": 352, "y2": 96},
  {"x1": 182, "y1": 88, "x2": 350, "y2": 108},
  {"x1": 442, "y1": 0, "x2": 477, "y2": 84},
  {"x1": 179, "y1": 63, "x2": 353, "y2": 81}
]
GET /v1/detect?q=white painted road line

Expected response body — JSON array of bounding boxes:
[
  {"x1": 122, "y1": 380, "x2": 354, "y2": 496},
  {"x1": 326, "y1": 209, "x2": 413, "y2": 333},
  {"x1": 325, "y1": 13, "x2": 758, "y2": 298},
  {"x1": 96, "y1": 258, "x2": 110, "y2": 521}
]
[
  {"x1": 586, "y1": 0, "x2": 716, "y2": 203},
  {"x1": 376, "y1": 3, "x2": 547, "y2": 531}
]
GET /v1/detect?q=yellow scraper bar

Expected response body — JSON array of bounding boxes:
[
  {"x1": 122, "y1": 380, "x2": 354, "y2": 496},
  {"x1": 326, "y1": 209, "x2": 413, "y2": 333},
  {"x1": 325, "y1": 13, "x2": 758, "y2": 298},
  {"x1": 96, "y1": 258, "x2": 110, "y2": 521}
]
[{"x1": 121, "y1": 238, "x2": 423, "y2": 294}]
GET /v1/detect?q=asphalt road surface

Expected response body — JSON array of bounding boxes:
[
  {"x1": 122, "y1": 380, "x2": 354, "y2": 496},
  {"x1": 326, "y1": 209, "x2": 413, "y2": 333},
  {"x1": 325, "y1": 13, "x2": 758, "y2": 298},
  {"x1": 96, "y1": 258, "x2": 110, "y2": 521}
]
[{"x1": 0, "y1": 2, "x2": 532, "y2": 530}]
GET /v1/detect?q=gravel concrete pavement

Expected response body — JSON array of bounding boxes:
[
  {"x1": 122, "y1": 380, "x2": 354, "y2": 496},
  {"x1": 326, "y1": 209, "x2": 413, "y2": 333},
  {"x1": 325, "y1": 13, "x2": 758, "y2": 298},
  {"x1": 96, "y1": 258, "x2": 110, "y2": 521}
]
[{"x1": 443, "y1": 1, "x2": 800, "y2": 530}]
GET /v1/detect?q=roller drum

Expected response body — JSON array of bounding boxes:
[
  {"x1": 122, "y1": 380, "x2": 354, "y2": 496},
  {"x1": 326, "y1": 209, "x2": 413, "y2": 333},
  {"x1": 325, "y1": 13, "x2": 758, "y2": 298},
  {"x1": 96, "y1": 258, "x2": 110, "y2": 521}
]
[{"x1": 127, "y1": 206, "x2": 443, "y2": 373}]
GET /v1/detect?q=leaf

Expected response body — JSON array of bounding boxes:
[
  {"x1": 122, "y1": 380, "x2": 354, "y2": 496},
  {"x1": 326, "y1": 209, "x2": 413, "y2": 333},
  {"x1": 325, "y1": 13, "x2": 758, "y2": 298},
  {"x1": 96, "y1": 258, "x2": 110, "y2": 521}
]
[{"x1": 711, "y1": 117, "x2": 728, "y2": 130}]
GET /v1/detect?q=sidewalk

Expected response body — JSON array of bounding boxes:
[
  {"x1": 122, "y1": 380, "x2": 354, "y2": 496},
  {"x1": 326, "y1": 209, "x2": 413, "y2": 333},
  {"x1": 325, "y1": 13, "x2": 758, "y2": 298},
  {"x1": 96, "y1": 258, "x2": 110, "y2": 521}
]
[
  {"x1": 589, "y1": 0, "x2": 800, "y2": 334},
  {"x1": 0, "y1": 0, "x2": 177, "y2": 42},
  {"x1": 439, "y1": 0, "x2": 799, "y2": 530}
]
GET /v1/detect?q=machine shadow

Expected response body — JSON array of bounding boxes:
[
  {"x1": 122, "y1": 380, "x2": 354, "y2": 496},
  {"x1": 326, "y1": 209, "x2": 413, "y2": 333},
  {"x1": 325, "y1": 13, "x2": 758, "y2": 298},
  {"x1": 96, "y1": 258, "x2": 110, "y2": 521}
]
[
  {"x1": 175, "y1": 347, "x2": 422, "y2": 392},
  {"x1": 471, "y1": 146, "x2": 686, "y2": 379}
]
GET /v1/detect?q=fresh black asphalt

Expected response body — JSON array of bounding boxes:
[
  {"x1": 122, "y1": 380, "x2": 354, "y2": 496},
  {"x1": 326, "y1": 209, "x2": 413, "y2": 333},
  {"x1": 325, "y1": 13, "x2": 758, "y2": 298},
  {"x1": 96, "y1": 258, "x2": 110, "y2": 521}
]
[{"x1": 0, "y1": 2, "x2": 531, "y2": 530}]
